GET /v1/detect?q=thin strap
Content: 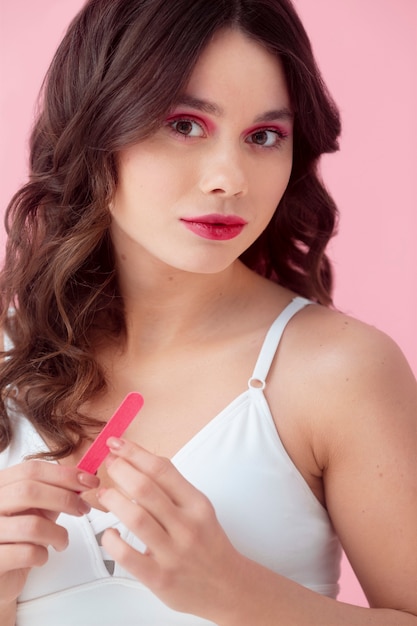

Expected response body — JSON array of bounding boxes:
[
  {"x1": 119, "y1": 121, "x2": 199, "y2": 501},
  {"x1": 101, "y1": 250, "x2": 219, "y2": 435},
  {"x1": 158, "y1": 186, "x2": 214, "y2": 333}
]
[
  {"x1": 3, "y1": 332, "x2": 13, "y2": 352},
  {"x1": 3, "y1": 308, "x2": 15, "y2": 352},
  {"x1": 248, "y1": 296, "x2": 313, "y2": 388}
]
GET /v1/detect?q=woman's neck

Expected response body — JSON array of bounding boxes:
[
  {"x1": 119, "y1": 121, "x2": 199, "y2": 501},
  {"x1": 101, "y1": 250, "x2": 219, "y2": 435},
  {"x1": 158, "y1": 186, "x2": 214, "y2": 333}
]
[{"x1": 117, "y1": 260, "x2": 259, "y2": 352}]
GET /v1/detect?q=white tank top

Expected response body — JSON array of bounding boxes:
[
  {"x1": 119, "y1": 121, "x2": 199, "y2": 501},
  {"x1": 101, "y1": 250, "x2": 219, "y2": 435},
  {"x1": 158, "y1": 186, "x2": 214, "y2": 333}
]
[{"x1": 1, "y1": 297, "x2": 341, "y2": 626}]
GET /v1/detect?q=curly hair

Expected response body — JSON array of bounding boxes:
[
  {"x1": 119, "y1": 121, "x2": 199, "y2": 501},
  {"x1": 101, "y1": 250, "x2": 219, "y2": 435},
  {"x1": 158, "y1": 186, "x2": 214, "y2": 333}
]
[{"x1": 0, "y1": 0, "x2": 341, "y2": 457}]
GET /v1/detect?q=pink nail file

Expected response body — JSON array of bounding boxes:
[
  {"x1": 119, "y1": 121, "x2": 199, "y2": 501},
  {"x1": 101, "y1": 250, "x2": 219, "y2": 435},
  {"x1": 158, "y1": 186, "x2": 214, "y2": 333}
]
[{"x1": 77, "y1": 392, "x2": 144, "y2": 474}]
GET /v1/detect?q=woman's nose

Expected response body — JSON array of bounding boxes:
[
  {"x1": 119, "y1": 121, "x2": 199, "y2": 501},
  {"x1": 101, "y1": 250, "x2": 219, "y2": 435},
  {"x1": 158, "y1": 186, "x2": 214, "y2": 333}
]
[{"x1": 198, "y1": 141, "x2": 248, "y2": 198}]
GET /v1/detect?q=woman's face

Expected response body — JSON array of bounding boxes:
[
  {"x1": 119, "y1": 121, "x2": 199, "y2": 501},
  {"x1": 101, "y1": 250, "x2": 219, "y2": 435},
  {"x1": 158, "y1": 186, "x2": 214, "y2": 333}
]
[{"x1": 110, "y1": 28, "x2": 293, "y2": 278}]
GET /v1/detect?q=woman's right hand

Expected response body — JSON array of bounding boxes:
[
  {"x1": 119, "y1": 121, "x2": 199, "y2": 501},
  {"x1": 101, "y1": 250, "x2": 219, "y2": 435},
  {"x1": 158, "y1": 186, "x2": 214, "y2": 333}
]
[{"x1": 0, "y1": 460, "x2": 99, "y2": 612}]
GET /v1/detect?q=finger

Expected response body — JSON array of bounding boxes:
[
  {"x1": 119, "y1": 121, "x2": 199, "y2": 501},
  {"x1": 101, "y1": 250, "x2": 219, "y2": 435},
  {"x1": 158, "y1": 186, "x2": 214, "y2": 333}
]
[
  {"x1": 0, "y1": 543, "x2": 49, "y2": 575},
  {"x1": 0, "y1": 568, "x2": 31, "y2": 605},
  {"x1": 106, "y1": 438, "x2": 199, "y2": 506},
  {"x1": 0, "y1": 459, "x2": 99, "y2": 492},
  {"x1": 0, "y1": 514, "x2": 69, "y2": 552},
  {"x1": 101, "y1": 528, "x2": 161, "y2": 588},
  {"x1": 0, "y1": 480, "x2": 91, "y2": 517},
  {"x1": 104, "y1": 455, "x2": 179, "y2": 528},
  {"x1": 97, "y1": 486, "x2": 170, "y2": 556}
]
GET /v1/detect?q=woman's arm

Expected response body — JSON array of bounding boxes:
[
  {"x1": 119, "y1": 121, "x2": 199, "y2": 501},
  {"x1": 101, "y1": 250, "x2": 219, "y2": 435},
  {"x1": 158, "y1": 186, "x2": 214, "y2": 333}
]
[
  {"x1": 313, "y1": 320, "x2": 417, "y2": 616},
  {"x1": 98, "y1": 316, "x2": 417, "y2": 625},
  {"x1": 221, "y1": 319, "x2": 417, "y2": 625},
  {"x1": 0, "y1": 600, "x2": 16, "y2": 626}
]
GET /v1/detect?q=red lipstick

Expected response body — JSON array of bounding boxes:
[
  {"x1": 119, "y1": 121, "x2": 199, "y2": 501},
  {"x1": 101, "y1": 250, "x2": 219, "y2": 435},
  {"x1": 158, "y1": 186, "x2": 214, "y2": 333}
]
[{"x1": 181, "y1": 214, "x2": 247, "y2": 241}]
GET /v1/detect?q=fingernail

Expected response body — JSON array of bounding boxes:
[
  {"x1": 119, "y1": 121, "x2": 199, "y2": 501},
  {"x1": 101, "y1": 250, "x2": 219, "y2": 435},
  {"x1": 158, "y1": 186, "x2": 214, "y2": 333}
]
[
  {"x1": 107, "y1": 437, "x2": 124, "y2": 450},
  {"x1": 78, "y1": 472, "x2": 100, "y2": 489}
]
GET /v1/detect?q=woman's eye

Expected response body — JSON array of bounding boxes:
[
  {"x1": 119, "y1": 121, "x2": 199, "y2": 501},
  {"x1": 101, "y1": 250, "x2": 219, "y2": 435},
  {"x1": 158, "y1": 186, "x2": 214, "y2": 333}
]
[
  {"x1": 247, "y1": 129, "x2": 283, "y2": 148},
  {"x1": 169, "y1": 119, "x2": 205, "y2": 138}
]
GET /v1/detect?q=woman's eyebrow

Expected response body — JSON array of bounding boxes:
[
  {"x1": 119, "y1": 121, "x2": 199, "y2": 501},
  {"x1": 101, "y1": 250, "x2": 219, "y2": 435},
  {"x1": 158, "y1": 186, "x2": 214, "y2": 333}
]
[
  {"x1": 174, "y1": 94, "x2": 223, "y2": 116},
  {"x1": 173, "y1": 95, "x2": 293, "y2": 124},
  {"x1": 253, "y1": 108, "x2": 293, "y2": 123}
]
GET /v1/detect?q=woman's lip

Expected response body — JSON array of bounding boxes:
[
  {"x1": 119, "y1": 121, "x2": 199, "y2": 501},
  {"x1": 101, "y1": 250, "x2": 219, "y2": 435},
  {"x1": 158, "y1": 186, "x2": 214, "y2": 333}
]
[
  {"x1": 182, "y1": 214, "x2": 247, "y2": 226},
  {"x1": 180, "y1": 218, "x2": 246, "y2": 241}
]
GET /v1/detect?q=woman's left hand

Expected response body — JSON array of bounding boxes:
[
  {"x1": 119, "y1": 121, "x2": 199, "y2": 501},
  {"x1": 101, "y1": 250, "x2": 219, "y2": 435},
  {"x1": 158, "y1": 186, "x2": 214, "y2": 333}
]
[{"x1": 98, "y1": 437, "x2": 244, "y2": 622}]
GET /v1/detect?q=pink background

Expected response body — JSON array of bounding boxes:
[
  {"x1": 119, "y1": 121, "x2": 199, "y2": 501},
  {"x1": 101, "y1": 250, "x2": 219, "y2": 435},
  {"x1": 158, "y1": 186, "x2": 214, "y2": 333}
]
[{"x1": 1, "y1": 0, "x2": 416, "y2": 608}]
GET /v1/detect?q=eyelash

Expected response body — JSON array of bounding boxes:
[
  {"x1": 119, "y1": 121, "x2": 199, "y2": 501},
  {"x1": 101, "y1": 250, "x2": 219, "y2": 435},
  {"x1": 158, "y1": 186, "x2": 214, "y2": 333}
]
[
  {"x1": 166, "y1": 116, "x2": 288, "y2": 150},
  {"x1": 246, "y1": 128, "x2": 288, "y2": 149},
  {"x1": 167, "y1": 118, "x2": 206, "y2": 139}
]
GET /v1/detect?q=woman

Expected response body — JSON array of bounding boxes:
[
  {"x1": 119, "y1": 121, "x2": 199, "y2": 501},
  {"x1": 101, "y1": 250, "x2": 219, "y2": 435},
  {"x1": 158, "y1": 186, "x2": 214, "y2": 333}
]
[{"x1": 0, "y1": 0, "x2": 416, "y2": 624}]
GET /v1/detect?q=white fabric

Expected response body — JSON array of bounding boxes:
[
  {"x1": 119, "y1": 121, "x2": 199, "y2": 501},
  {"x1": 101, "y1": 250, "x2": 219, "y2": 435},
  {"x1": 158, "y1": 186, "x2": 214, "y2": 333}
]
[{"x1": 1, "y1": 296, "x2": 342, "y2": 626}]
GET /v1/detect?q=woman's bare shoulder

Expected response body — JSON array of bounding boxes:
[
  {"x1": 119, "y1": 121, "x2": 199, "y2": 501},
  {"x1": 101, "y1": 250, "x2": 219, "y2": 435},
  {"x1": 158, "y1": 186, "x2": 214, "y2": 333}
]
[
  {"x1": 279, "y1": 305, "x2": 417, "y2": 612},
  {"x1": 285, "y1": 303, "x2": 415, "y2": 386},
  {"x1": 270, "y1": 302, "x2": 416, "y2": 443}
]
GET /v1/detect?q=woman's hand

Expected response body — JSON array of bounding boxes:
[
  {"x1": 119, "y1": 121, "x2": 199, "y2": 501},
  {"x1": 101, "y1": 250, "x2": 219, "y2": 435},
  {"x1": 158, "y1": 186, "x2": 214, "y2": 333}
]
[
  {"x1": 0, "y1": 460, "x2": 99, "y2": 610},
  {"x1": 98, "y1": 437, "x2": 245, "y2": 624}
]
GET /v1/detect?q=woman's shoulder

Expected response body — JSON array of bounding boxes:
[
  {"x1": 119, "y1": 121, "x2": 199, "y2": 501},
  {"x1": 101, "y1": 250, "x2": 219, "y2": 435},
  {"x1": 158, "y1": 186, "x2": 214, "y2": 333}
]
[
  {"x1": 281, "y1": 305, "x2": 417, "y2": 612},
  {"x1": 288, "y1": 302, "x2": 415, "y2": 384},
  {"x1": 246, "y1": 276, "x2": 415, "y2": 396},
  {"x1": 0, "y1": 403, "x2": 35, "y2": 469},
  {"x1": 271, "y1": 301, "x2": 416, "y2": 439}
]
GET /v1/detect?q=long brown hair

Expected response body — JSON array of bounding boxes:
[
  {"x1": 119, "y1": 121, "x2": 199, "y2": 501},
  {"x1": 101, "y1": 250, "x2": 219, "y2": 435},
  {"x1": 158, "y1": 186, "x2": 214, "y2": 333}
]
[{"x1": 0, "y1": 0, "x2": 341, "y2": 457}]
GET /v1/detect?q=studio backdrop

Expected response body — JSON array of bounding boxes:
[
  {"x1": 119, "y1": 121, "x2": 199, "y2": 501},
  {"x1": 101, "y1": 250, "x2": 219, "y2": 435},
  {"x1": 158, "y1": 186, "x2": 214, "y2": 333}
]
[{"x1": 1, "y1": 0, "x2": 416, "y2": 608}]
